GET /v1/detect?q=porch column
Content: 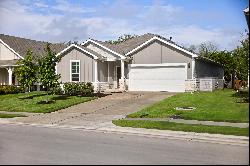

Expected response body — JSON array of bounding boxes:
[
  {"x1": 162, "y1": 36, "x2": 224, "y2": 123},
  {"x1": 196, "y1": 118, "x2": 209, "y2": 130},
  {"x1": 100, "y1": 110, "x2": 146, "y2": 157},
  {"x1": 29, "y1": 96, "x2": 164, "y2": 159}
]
[
  {"x1": 94, "y1": 60, "x2": 98, "y2": 82},
  {"x1": 94, "y1": 60, "x2": 99, "y2": 92},
  {"x1": 107, "y1": 62, "x2": 109, "y2": 82},
  {"x1": 120, "y1": 60, "x2": 125, "y2": 90},
  {"x1": 7, "y1": 67, "x2": 13, "y2": 85},
  {"x1": 121, "y1": 60, "x2": 125, "y2": 80}
]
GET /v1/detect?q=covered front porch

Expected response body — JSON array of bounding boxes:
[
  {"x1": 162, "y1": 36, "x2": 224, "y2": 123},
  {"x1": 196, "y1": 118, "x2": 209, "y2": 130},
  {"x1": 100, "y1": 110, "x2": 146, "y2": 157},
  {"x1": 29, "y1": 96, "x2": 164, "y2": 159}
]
[
  {"x1": 93, "y1": 59, "x2": 129, "y2": 92},
  {"x1": 0, "y1": 60, "x2": 18, "y2": 85}
]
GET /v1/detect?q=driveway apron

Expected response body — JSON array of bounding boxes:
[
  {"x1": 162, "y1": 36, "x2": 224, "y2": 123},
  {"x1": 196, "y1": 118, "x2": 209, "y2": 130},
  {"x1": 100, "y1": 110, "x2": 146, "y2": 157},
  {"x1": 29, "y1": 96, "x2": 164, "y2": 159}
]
[{"x1": 12, "y1": 92, "x2": 175, "y2": 129}]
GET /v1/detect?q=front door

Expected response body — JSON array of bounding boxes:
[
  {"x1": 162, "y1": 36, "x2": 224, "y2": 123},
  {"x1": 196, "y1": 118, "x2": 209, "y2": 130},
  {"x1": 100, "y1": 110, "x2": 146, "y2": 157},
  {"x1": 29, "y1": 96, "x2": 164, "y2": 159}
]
[{"x1": 116, "y1": 66, "x2": 121, "y2": 88}]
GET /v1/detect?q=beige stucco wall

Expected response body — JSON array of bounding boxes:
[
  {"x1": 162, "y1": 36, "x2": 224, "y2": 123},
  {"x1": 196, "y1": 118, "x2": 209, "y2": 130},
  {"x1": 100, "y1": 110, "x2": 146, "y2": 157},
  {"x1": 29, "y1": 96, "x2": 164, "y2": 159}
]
[
  {"x1": 57, "y1": 48, "x2": 95, "y2": 83},
  {"x1": 131, "y1": 40, "x2": 193, "y2": 79},
  {"x1": 0, "y1": 43, "x2": 20, "y2": 60},
  {"x1": 0, "y1": 68, "x2": 8, "y2": 85}
]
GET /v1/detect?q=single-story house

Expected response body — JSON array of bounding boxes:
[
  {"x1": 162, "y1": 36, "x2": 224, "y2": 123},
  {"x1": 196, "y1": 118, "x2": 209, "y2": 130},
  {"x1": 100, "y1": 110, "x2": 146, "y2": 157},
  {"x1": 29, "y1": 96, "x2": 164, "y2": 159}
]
[{"x1": 0, "y1": 33, "x2": 224, "y2": 92}]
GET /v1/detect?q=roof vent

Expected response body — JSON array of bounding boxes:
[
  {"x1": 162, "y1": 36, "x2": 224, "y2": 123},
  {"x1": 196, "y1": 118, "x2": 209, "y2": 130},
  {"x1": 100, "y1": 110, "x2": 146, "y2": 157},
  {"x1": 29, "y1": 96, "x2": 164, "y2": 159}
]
[{"x1": 170, "y1": 37, "x2": 172, "y2": 41}]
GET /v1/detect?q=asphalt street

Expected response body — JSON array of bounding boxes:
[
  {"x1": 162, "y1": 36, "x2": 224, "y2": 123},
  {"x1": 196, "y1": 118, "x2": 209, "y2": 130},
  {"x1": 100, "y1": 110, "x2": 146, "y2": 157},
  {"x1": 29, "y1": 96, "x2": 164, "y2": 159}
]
[{"x1": 0, "y1": 124, "x2": 248, "y2": 165}]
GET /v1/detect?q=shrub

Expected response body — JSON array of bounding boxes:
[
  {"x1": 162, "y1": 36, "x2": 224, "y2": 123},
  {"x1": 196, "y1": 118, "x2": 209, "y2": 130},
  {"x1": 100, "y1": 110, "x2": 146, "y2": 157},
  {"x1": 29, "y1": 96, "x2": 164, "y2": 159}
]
[
  {"x1": 0, "y1": 85, "x2": 24, "y2": 95},
  {"x1": 63, "y1": 82, "x2": 94, "y2": 96},
  {"x1": 51, "y1": 84, "x2": 63, "y2": 95}
]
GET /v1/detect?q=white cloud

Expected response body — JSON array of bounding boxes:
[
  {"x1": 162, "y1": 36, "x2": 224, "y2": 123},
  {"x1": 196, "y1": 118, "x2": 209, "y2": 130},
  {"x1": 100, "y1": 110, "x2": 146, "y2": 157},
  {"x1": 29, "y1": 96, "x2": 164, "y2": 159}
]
[
  {"x1": 34, "y1": 2, "x2": 49, "y2": 8},
  {"x1": 52, "y1": 0, "x2": 95, "y2": 14},
  {"x1": 0, "y1": 0, "x2": 245, "y2": 51}
]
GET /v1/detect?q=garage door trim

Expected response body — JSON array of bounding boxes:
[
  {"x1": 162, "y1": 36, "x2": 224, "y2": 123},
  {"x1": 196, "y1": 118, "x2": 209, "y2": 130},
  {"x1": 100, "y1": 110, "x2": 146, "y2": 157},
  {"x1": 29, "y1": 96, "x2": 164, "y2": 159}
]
[{"x1": 128, "y1": 63, "x2": 187, "y2": 92}]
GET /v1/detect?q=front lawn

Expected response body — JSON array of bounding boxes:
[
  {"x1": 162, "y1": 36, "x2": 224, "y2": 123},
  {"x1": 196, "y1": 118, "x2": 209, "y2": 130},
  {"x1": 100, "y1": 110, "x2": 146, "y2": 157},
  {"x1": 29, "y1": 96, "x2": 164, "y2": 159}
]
[
  {"x1": 113, "y1": 120, "x2": 249, "y2": 136},
  {"x1": 127, "y1": 89, "x2": 249, "y2": 123},
  {"x1": 0, "y1": 92, "x2": 96, "y2": 113}
]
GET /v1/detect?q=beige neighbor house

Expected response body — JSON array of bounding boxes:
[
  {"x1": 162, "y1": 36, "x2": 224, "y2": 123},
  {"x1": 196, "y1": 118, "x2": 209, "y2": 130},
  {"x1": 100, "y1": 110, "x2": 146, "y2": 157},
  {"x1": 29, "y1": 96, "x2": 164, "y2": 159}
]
[{"x1": 0, "y1": 33, "x2": 224, "y2": 92}]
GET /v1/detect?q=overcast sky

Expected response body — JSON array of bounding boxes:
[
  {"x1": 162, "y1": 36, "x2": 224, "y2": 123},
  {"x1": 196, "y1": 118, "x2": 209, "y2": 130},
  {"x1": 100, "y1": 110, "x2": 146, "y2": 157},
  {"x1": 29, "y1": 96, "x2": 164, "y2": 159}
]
[{"x1": 0, "y1": 0, "x2": 248, "y2": 51}]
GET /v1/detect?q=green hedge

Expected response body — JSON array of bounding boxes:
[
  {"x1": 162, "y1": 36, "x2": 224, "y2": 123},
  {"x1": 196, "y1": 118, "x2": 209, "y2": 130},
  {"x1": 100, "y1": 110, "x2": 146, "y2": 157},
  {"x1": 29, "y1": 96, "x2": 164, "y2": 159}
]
[
  {"x1": 0, "y1": 85, "x2": 24, "y2": 95},
  {"x1": 63, "y1": 82, "x2": 94, "y2": 96}
]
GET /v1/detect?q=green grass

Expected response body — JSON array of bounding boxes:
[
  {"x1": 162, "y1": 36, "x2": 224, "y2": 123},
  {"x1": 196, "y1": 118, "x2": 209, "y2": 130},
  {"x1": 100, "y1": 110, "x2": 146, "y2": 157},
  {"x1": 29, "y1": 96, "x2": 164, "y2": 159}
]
[
  {"x1": 113, "y1": 120, "x2": 249, "y2": 136},
  {"x1": 0, "y1": 113, "x2": 26, "y2": 118},
  {"x1": 0, "y1": 91, "x2": 96, "y2": 113},
  {"x1": 127, "y1": 89, "x2": 249, "y2": 123}
]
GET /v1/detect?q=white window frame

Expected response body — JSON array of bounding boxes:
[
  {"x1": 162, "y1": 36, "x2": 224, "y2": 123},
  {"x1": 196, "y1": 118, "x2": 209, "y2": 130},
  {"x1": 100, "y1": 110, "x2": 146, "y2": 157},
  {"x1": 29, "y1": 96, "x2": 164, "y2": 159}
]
[{"x1": 70, "y1": 60, "x2": 81, "y2": 82}]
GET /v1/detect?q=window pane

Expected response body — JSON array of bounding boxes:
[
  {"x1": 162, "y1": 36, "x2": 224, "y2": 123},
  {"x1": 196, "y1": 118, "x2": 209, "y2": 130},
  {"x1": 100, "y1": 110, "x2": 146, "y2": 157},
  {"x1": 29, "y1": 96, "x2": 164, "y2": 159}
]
[
  {"x1": 76, "y1": 66, "x2": 79, "y2": 73},
  {"x1": 72, "y1": 77, "x2": 79, "y2": 81},
  {"x1": 71, "y1": 61, "x2": 80, "y2": 81},
  {"x1": 72, "y1": 74, "x2": 79, "y2": 77}
]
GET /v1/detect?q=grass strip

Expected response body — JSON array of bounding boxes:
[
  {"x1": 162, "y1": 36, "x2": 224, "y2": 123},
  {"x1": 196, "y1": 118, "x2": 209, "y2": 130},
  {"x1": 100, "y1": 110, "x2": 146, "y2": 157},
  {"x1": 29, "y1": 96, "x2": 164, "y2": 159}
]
[
  {"x1": 113, "y1": 119, "x2": 249, "y2": 136},
  {"x1": 0, "y1": 113, "x2": 26, "y2": 118}
]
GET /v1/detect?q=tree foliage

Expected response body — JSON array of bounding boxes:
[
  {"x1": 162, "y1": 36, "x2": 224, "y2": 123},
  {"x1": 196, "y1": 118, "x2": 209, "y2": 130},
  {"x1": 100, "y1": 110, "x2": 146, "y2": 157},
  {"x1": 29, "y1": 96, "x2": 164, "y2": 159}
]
[
  {"x1": 232, "y1": 37, "x2": 249, "y2": 80},
  {"x1": 201, "y1": 35, "x2": 249, "y2": 83},
  {"x1": 198, "y1": 41, "x2": 219, "y2": 57},
  {"x1": 38, "y1": 43, "x2": 61, "y2": 100},
  {"x1": 209, "y1": 51, "x2": 235, "y2": 83},
  {"x1": 107, "y1": 34, "x2": 138, "y2": 44},
  {"x1": 15, "y1": 49, "x2": 37, "y2": 92}
]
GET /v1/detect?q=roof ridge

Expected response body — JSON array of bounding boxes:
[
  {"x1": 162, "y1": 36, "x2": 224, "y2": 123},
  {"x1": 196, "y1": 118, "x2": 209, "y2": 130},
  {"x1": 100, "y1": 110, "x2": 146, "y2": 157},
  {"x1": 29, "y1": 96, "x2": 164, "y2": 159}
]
[{"x1": 0, "y1": 33, "x2": 49, "y2": 44}]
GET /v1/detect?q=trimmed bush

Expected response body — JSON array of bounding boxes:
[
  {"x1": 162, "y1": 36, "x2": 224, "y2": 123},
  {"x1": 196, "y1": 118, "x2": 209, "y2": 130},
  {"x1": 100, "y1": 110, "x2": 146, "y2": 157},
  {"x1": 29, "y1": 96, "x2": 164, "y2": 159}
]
[
  {"x1": 0, "y1": 85, "x2": 24, "y2": 95},
  {"x1": 63, "y1": 82, "x2": 94, "y2": 96},
  {"x1": 51, "y1": 85, "x2": 63, "y2": 95}
]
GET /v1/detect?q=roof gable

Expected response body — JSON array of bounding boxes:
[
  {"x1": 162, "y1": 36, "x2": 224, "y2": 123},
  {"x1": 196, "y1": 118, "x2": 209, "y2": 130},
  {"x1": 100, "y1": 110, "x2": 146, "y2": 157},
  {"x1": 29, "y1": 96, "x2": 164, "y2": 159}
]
[
  {"x1": 81, "y1": 39, "x2": 126, "y2": 60},
  {"x1": 56, "y1": 44, "x2": 105, "y2": 60}
]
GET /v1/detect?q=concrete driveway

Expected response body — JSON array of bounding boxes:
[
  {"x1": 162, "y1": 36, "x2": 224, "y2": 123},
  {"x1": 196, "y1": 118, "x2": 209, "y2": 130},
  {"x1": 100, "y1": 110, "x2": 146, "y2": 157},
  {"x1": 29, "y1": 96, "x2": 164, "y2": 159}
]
[{"x1": 12, "y1": 92, "x2": 175, "y2": 129}]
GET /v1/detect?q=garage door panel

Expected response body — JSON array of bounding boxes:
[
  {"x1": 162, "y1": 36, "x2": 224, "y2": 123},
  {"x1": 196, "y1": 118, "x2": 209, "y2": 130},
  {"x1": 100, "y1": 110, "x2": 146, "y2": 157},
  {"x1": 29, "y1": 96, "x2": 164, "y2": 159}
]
[{"x1": 129, "y1": 64, "x2": 186, "y2": 92}]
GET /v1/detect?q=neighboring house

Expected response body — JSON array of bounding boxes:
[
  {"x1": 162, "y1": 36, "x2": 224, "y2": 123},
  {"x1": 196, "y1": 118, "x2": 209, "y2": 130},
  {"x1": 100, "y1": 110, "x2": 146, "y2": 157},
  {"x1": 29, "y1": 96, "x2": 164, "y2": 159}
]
[
  {"x1": 0, "y1": 33, "x2": 224, "y2": 92},
  {"x1": 243, "y1": 7, "x2": 249, "y2": 28},
  {"x1": 0, "y1": 34, "x2": 65, "y2": 86}
]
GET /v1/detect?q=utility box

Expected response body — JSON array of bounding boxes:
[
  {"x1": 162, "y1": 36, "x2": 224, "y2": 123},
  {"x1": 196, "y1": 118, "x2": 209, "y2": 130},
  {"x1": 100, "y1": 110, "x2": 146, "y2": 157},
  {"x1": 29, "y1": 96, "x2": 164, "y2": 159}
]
[{"x1": 199, "y1": 77, "x2": 224, "y2": 92}]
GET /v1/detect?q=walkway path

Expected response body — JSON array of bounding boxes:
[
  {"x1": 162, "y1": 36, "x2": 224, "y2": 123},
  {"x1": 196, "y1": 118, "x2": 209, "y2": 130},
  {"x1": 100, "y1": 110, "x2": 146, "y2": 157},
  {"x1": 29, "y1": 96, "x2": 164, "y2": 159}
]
[{"x1": 123, "y1": 118, "x2": 249, "y2": 128}]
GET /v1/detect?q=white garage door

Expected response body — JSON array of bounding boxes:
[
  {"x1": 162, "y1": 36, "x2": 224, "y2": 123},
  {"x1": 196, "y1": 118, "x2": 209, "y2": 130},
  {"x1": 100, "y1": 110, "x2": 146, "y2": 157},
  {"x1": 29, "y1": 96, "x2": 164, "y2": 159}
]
[{"x1": 128, "y1": 64, "x2": 187, "y2": 92}]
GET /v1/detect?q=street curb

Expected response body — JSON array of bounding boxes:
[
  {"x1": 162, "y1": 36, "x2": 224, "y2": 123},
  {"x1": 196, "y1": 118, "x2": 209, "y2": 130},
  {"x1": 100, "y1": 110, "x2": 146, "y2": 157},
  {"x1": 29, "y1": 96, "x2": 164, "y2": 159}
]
[{"x1": 0, "y1": 120, "x2": 248, "y2": 146}]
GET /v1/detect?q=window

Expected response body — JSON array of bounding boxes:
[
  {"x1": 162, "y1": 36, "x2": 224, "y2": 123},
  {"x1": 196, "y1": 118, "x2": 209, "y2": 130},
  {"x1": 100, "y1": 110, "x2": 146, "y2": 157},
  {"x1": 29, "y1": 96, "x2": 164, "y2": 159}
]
[{"x1": 71, "y1": 60, "x2": 80, "y2": 82}]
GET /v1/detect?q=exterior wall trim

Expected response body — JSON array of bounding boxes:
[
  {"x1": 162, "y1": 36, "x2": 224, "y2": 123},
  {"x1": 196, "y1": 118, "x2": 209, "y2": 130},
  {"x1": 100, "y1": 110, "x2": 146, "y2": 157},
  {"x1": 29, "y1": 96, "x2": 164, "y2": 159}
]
[{"x1": 130, "y1": 63, "x2": 187, "y2": 68}]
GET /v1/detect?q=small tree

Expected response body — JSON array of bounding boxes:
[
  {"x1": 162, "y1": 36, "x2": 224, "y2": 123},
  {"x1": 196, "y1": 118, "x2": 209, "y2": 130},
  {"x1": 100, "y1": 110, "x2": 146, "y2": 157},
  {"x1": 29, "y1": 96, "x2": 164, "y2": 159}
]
[
  {"x1": 38, "y1": 43, "x2": 61, "y2": 102},
  {"x1": 209, "y1": 51, "x2": 236, "y2": 84},
  {"x1": 198, "y1": 41, "x2": 219, "y2": 57},
  {"x1": 15, "y1": 49, "x2": 37, "y2": 93},
  {"x1": 107, "y1": 34, "x2": 138, "y2": 44},
  {"x1": 232, "y1": 37, "x2": 249, "y2": 81}
]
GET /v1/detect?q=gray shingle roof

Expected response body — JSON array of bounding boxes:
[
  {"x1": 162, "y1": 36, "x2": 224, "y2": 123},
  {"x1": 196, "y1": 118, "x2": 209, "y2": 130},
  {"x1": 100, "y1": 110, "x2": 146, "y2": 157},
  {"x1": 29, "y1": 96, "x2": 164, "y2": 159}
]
[
  {"x1": 91, "y1": 33, "x2": 155, "y2": 55},
  {"x1": 0, "y1": 34, "x2": 66, "y2": 59},
  {"x1": 91, "y1": 33, "x2": 196, "y2": 56}
]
